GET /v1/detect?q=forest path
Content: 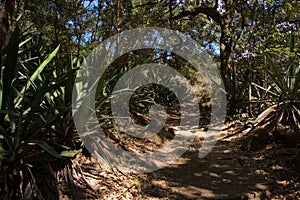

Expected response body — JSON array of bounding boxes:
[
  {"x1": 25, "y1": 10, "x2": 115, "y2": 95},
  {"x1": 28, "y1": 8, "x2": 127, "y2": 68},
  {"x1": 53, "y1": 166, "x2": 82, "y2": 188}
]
[
  {"x1": 68, "y1": 110, "x2": 299, "y2": 200},
  {"x1": 139, "y1": 131, "x2": 299, "y2": 200}
]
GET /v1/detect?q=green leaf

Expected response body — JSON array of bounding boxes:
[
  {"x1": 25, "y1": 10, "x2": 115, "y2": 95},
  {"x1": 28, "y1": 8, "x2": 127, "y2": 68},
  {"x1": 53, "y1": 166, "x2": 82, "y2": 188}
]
[
  {"x1": 17, "y1": 80, "x2": 51, "y2": 147},
  {"x1": 134, "y1": 177, "x2": 141, "y2": 193},
  {"x1": 261, "y1": 50, "x2": 288, "y2": 94},
  {"x1": 64, "y1": 57, "x2": 73, "y2": 105},
  {"x1": 60, "y1": 150, "x2": 79, "y2": 157},
  {"x1": 33, "y1": 140, "x2": 63, "y2": 159},
  {"x1": 0, "y1": 125, "x2": 13, "y2": 151},
  {"x1": 289, "y1": 33, "x2": 295, "y2": 53},
  {"x1": 1, "y1": 25, "x2": 20, "y2": 118},
  {"x1": 292, "y1": 64, "x2": 300, "y2": 93},
  {"x1": 15, "y1": 44, "x2": 60, "y2": 106}
]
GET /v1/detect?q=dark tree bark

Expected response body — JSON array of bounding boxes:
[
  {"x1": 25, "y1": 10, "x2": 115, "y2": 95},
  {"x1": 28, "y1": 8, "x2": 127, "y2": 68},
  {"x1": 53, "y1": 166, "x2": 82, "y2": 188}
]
[
  {"x1": 0, "y1": 0, "x2": 15, "y2": 50},
  {"x1": 172, "y1": 2, "x2": 233, "y2": 83},
  {"x1": 0, "y1": 0, "x2": 15, "y2": 126},
  {"x1": 220, "y1": 30, "x2": 233, "y2": 82},
  {"x1": 172, "y1": 6, "x2": 223, "y2": 27}
]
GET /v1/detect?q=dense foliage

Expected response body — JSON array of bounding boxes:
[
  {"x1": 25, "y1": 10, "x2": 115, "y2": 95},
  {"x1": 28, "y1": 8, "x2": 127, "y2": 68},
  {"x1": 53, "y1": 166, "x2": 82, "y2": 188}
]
[{"x1": 0, "y1": 0, "x2": 299, "y2": 198}]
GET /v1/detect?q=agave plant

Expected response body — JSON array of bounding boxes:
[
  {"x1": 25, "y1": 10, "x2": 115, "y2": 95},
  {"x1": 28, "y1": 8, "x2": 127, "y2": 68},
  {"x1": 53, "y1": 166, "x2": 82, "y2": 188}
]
[
  {"x1": 0, "y1": 23, "x2": 80, "y2": 199},
  {"x1": 252, "y1": 33, "x2": 300, "y2": 130},
  {"x1": 223, "y1": 70, "x2": 250, "y2": 116}
]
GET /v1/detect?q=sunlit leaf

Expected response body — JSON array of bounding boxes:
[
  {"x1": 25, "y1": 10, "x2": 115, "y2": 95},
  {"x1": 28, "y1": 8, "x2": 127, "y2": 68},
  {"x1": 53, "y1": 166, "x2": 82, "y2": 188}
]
[
  {"x1": 33, "y1": 140, "x2": 63, "y2": 159},
  {"x1": 15, "y1": 44, "x2": 60, "y2": 106},
  {"x1": 60, "y1": 150, "x2": 79, "y2": 157}
]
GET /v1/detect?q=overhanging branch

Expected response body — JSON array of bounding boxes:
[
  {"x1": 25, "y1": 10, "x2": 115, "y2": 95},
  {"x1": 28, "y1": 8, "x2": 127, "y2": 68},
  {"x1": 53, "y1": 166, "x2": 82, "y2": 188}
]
[{"x1": 172, "y1": 6, "x2": 223, "y2": 28}]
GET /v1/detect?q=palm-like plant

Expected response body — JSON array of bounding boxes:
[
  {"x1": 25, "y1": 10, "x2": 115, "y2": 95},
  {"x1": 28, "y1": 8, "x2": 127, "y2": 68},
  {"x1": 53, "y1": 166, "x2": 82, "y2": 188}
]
[
  {"x1": 253, "y1": 33, "x2": 300, "y2": 130},
  {"x1": 0, "y1": 23, "x2": 80, "y2": 199}
]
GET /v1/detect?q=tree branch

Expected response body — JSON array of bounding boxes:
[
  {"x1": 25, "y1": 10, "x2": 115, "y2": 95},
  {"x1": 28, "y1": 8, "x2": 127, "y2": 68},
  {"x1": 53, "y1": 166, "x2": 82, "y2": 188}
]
[
  {"x1": 172, "y1": 6, "x2": 223, "y2": 28},
  {"x1": 133, "y1": 1, "x2": 160, "y2": 8},
  {"x1": 214, "y1": 0, "x2": 219, "y2": 10}
]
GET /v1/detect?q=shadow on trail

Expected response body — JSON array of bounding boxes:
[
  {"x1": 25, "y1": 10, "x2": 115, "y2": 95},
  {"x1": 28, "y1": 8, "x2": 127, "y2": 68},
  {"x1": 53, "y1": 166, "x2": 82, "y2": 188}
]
[{"x1": 141, "y1": 140, "x2": 269, "y2": 200}]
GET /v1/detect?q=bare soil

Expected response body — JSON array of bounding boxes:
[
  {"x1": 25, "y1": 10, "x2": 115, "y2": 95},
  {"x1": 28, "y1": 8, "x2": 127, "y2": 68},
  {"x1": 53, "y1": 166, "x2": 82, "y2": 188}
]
[{"x1": 62, "y1": 121, "x2": 300, "y2": 199}]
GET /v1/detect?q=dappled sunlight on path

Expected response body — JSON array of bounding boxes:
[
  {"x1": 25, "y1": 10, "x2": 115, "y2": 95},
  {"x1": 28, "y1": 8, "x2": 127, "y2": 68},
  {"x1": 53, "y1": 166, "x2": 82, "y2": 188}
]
[{"x1": 140, "y1": 137, "x2": 300, "y2": 199}]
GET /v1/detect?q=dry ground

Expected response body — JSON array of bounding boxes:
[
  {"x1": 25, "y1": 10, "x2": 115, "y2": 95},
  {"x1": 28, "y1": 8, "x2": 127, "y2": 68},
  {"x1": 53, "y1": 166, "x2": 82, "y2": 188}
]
[{"x1": 62, "y1": 121, "x2": 300, "y2": 199}]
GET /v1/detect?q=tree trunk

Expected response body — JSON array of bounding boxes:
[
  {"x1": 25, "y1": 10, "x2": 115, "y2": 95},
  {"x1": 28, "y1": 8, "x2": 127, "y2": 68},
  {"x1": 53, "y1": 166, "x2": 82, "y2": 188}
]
[
  {"x1": 0, "y1": 0, "x2": 15, "y2": 79},
  {"x1": 220, "y1": 30, "x2": 233, "y2": 82},
  {"x1": 0, "y1": 0, "x2": 15, "y2": 50},
  {"x1": 0, "y1": 0, "x2": 15, "y2": 126},
  {"x1": 172, "y1": 1, "x2": 233, "y2": 83}
]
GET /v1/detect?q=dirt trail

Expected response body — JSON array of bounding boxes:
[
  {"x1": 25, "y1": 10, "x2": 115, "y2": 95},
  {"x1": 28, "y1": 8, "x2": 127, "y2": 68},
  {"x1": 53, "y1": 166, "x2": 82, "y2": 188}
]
[
  {"x1": 66, "y1": 128, "x2": 299, "y2": 199},
  {"x1": 139, "y1": 135, "x2": 300, "y2": 200},
  {"x1": 66, "y1": 116, "x2": 299, "y2": 200}
]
